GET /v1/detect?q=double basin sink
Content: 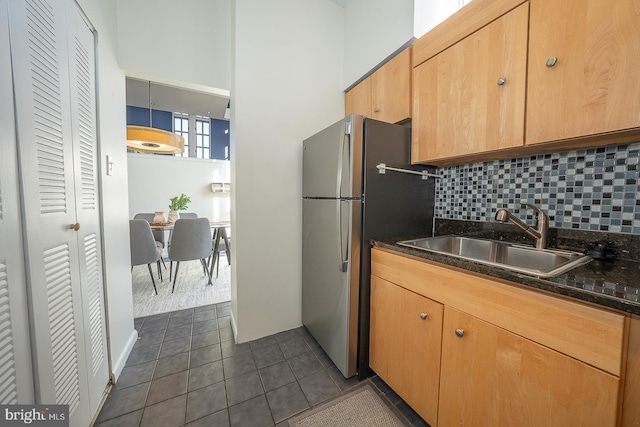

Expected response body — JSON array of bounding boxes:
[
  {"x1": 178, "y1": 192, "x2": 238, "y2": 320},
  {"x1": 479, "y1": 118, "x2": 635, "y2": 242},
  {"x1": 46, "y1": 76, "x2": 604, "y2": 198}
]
[{"x1": 397, "y1": 235, "x2": 592, "y2": 278}]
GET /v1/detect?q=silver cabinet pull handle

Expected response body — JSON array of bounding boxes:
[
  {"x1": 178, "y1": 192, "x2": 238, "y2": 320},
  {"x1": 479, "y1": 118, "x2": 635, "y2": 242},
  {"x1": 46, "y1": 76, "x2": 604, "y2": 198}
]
[
  {"x1": 455, "y1": 328, "x2": 464, "y2": 338},
  {"x1": 419, "y1": 312, "x2": 427, "y2": 320},
  {"x1": 373, "y1": 107, "x2": 379, "y2": 113},
  {"x1": 546, "y1": 57, "x2": 558, "y2": 67},
  {"x1": 497, "y1": 77, "x2": 506, "y2": 86}
]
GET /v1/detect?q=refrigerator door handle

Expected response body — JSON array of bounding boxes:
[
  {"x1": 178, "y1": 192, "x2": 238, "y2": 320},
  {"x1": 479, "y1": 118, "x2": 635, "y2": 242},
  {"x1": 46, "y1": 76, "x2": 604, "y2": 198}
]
[
  {"x1": 337, "y1": 121, "x2": 350, "y2": 273},
  {"x1": 337, "y1": 199, "x2": 349, "y2": 272},
  {"x1": 336, "y1": 122, "x2": 350, "y2": 198}
]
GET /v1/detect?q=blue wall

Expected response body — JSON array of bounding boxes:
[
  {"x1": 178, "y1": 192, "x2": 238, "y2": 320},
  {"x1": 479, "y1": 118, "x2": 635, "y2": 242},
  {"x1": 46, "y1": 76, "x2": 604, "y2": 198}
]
[
  {"x1": 126, "y1": 106, "x2": 172, "y2": 131},
  {"x1": 126, "y1": 106, "x2": 230, "y2": 160},
  {"x1": 211, "y1": 118, "x2": 230, "y2": 160}
]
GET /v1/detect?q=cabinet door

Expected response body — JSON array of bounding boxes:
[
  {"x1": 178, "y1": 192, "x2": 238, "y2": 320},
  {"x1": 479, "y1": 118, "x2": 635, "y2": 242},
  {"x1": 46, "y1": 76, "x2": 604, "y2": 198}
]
[
  {"x1": 369, "y1": 276, "x2": 443, "y2": 426},
  {"x1": 0, "y1": 0, "x2": 35, "y2": 404},
  {"x1": 8, "y1": 0, "x2": 108, "y2": 425},
  {"x1": 345, "y1": 77, "x2": 371, "y2": 117},
  {"x1": 412, "y1": 3, "x2": 528, "y2": 163},
  {"x1": 370, "y1": 47, "x2": 411, "y2": 123},
  {"x1": 9, "y1": 0, "x2": 90, "y2": 422},
  {"x1": 67, "y1": 5, "x2": 110, "y2": 413},
  {"x1": 526, "y1": 0, "x2": 640, "y2": 145},
  {"x1": 439, "y1": 307, "x2": 620, "y2": 427}
]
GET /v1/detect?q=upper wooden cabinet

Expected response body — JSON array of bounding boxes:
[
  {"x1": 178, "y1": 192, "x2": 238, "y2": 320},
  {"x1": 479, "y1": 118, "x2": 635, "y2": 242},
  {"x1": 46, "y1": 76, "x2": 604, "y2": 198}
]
[
  {"x1": 345, "y1": 47, "x2": 411, "y2": 124},
  {"x1": 344, "y1": 77, "x2": 371, "y2": 120},
  {"x1": 525, "y1": 0, "x2": 640, "y2": 145},
  {"x1": 412, "y1": 4, "x2": 528, "y2": 163},
  {"x1": 410, "y1": 0, "x2": 640, "y2": 165}
]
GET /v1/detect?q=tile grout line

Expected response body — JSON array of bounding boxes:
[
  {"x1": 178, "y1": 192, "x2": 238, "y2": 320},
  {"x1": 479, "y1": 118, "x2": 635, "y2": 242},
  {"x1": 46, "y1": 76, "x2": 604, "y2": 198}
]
[
  {"x1": 102, "y1": 302, "x2": 425, "y2": 427},
  {"x1": 249, "y1": 342, "x2": 278, "y2": 426}
]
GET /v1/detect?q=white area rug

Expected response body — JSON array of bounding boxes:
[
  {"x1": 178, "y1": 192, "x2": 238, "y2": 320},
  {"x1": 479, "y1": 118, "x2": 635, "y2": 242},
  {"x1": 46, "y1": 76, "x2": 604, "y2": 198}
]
[
  {"x1": 131, "y1": 256, "x2": 231, "y2": 318},
  {"x1": 289, "y1": 385, "x2": 405, "y2": 427}
]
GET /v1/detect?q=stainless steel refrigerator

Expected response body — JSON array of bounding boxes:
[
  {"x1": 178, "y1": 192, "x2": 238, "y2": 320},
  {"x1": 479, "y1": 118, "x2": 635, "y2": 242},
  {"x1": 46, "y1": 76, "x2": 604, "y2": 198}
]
[{"x1": 302, "y1": 114, "x2": 435, "y2": 378}]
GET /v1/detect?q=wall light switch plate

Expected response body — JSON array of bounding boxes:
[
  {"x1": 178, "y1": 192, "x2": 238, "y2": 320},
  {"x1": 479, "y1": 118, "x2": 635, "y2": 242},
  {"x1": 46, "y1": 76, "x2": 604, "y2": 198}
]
[{"x1": 106, "y1": 155, "x2": 114, "y2": 176}]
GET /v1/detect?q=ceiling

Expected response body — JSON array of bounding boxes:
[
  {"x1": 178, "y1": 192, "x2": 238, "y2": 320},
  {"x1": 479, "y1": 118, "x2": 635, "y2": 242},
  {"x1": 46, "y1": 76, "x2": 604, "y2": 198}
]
[
  {"x1": 126, "y1": 77, "x2": 230, "y2": 120},
  {"x1": 327, "y1": 0, "x2": 348, "y2": 6}
]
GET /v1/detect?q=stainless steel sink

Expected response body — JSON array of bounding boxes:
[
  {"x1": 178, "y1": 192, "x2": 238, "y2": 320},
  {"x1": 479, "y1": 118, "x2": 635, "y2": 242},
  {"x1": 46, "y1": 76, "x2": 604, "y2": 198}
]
[{"x1": 397, "y1": 236, "x2": 592, "y2": 278}]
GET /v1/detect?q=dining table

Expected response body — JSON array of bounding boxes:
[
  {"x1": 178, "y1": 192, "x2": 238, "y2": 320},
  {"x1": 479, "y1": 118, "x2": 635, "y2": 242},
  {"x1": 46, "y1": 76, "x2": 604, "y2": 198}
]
[{"x1": 149, "y1": 220, "x2": 231, "y2": 282}]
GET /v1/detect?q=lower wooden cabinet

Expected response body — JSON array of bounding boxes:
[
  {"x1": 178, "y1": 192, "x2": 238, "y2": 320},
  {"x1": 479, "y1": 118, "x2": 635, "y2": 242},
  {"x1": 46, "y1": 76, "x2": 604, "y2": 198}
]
[
  {"x1": 439, "y1": 307, "x2": 620, "y2": 427},
  {"x1": 369, "y1": 275, "x2": 442, "y2": 426},
  {"x1": 369, "y1": 248, "x2": 627, "y2": 427}
]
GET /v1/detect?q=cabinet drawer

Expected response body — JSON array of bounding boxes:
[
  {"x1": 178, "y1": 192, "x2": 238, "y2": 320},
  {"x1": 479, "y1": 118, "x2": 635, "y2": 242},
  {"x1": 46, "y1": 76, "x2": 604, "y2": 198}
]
[{"x1": 371, "y1": 248, "x2": 627, "y2": 376}]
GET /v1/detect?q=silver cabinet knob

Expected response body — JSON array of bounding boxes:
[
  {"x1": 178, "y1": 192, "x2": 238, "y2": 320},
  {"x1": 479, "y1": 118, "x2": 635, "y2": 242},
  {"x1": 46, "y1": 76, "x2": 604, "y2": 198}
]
[
  {"x1": 419, "y1": 312, "x2": 428, "y2": 320},
  {"x1": 373, "y1": 107, "x2": 379, "y2": 113},
  {"x1": 546, "y1": 57, "x2": 558, "y2": 67},
  {"x1": 497, "y1": 77, "x2": 506, "y2": 86},
  {"x1": 455, "y1": 328, "x2": 464, "y2": 338}
]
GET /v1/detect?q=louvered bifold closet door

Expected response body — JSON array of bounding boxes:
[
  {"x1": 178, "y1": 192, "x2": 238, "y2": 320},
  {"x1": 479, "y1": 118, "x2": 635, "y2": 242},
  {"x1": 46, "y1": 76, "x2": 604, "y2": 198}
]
[
  {"x1": 7, "y1": 0, "x2": 99, "y2": 425},
  {"x1": 0, "y1": 0, "x2": 35, "y2": 405},
  {"x1": 66, "y1": 6, "x2": 109, "y2": 413}
]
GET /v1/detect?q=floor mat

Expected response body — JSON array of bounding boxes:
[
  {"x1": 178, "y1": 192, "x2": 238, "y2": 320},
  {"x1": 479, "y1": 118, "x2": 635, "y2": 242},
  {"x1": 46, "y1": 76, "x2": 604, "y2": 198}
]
[{"x1": 289, "y1": 384, "x2": 405, "y2": 427}]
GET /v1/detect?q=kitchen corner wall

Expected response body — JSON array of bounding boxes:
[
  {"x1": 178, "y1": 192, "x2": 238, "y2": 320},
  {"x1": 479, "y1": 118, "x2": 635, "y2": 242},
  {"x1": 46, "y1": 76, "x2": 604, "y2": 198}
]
[
  {"x1": 343, "y1": 0, "x2": 413, "y2": 88},
  {"x1": 232, "y1": 0, "x2": 345, "y2": 342},
  {"x1": 436, "y1": 142, "x2": 640, "y2": 235}
]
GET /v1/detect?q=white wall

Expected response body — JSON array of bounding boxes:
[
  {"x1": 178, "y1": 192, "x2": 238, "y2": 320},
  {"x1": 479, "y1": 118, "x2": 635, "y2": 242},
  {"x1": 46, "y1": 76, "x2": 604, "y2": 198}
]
[
  {"x1": 76, "y1": 0, "x2": 137, "y2": 380},
  {"x1": 231, "y1": 0, "x2": 345, "y2": 342},
  {"x1": 112, "y1": 0, "x2": 457, "y2": 347},
  {"x1": 343, "y1": 0, "x2": 413, "y2": 88},
  {"x1": 116, "y1": 0, "x2": 231, "y2": 91},
  {"x1": 341, "y1": 0, "x2": 468, "y2": 89},
  {"x1": 413, "y1": 0, "x2": 463, "y2": 39},
  {"x1": 127, "y1": 154, "x2": 231, "y2": 222},
  {"x1": 63, "y1": 0, "x2": 466, "y2": 388}
]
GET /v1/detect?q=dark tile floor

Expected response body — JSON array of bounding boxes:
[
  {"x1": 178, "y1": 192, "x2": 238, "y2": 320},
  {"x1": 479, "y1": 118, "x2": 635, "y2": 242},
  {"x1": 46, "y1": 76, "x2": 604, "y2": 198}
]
[{"x1": 94, "y1": 302, "x2": 429, "y2": 427}]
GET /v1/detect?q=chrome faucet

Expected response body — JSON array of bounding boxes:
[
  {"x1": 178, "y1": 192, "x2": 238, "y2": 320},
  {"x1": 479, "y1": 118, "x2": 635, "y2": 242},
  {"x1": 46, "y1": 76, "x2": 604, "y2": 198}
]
[{"x1": 495, "y1": 200, "x2": 549, "y2": 249}]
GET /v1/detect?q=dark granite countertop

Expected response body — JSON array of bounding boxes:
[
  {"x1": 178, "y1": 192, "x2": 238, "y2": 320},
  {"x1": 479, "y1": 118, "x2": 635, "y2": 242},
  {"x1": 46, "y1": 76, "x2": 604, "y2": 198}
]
[{"x1": 372, "y1": 219, "x2": 640, "y2": 316}]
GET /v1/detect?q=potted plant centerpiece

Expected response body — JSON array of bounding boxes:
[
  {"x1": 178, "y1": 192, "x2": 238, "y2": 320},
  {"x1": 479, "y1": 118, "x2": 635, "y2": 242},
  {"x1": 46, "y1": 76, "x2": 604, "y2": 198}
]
[{"x1": 167, "y1": 193, "x2": 191, "y2": 223}]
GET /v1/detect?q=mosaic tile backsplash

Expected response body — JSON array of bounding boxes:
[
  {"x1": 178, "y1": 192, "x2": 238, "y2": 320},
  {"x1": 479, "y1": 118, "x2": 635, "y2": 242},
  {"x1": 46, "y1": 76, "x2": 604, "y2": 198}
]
[{"x1": 435, "y1": 143, "x2": 640, "y2": 234}]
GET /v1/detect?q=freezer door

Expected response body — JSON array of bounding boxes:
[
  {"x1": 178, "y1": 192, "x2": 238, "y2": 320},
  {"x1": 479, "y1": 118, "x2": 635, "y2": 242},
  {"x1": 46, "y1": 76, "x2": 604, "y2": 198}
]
[
  {"x1": 302, "y1": 198, "x2": 360, "y2": 378},
  {"x1": 302, "y1": 114, "x2": 363, "y2": 199}
]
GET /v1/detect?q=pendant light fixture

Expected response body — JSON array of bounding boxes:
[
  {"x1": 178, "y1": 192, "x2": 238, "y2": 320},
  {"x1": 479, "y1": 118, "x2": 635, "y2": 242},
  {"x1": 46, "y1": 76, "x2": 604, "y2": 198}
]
[{"x1": 126, "y1": 81, "x2": 184, "y2": 154}]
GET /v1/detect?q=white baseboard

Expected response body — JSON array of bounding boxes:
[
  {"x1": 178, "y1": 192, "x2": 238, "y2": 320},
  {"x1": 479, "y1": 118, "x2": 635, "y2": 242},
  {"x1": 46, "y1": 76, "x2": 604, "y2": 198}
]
[
  {"x1": 110, "y1": 329, "x2": 138, "y2": 382},
  {"x1": 230, "y1": 311, "x2": 238, "y2": 343}
]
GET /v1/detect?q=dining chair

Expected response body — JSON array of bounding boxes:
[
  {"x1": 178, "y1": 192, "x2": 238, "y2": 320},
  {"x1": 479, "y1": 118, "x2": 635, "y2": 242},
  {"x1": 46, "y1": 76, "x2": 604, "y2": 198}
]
[
  {"x1": 167, "y1": 212, "x2": 198, "y2": 253},
  {"x1": 168, "y1": 218, "x2": 213, "y2": 292},
  {"x1": 134, "y1": 212, "x2": 167, "y2": 269},
  {"x1": 210, "y1": 226, "x2": 231, "y2": 278},
  {"x1": 129, "y1": 219, "x2": 164, "y2": 295}
]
